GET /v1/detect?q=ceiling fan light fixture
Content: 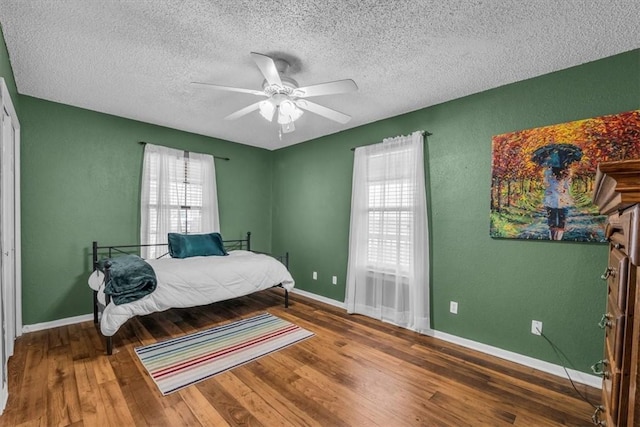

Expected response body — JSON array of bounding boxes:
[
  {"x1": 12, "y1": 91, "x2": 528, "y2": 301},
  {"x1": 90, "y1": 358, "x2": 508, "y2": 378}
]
[
  {"x1": 277, "y1": 99, "x2": 303, "y2": 125},
  {"x1": 258, "y1": 100, "x2": 275, "y2": 121}
]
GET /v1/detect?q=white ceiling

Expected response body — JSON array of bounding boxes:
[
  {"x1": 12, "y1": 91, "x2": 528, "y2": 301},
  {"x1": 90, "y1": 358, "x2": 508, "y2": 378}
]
[{"x1": 1, "y1": 1, "x2": 639, "y2": 150}]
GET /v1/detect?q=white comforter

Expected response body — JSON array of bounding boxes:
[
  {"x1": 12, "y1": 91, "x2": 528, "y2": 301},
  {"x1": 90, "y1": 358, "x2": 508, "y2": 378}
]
[{"x1": 88, "y1": 250, "x2": 294, "y2": 336}]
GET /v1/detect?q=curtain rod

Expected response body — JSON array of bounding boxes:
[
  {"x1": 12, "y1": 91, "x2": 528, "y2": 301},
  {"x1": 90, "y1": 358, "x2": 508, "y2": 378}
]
[
  {"x1": 349, "y1": 130, "x2": 432, "y2": 152},
  {"x1": 138, "y1": 141, "x2": 230, "y2": 161}
]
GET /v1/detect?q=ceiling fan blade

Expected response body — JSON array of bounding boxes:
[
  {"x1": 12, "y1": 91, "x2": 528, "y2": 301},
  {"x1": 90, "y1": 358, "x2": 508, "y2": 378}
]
[
  {"x1": 224, "y1": 101, "x2": 263, "y2": 120},
  {"x1": 191, "y1": 81, "x2": 266, "y2": 96},
  {"x1": 295, "y1": 100, "x2": 352, "y2": 124},
  {"x1": 250, "y1": 52, "x2": 282, "y2": 87},
  {"x1": 294, "y1": 79, "x2": 358, "y2": 98}
]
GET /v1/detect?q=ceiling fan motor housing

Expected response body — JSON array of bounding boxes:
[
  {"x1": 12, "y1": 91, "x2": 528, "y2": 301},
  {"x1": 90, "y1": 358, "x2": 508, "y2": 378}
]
[{"x1": 262, "y1": 76, "x2": 299, "y2": 97}]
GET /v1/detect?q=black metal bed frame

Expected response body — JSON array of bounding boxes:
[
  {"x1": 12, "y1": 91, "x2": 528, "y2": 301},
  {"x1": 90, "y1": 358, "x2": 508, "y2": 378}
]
[{"x1": 91, "y1": 231, "x2": 290, "y2": 355}]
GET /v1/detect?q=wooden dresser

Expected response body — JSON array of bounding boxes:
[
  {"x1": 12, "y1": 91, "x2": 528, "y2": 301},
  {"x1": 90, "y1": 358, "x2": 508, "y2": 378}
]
[{"x1": 593, "y1": 159, "x2": 640, "y2": 426}]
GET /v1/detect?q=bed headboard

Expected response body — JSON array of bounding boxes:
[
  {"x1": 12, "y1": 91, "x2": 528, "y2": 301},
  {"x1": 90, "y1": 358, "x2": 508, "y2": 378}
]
[{"x1": 221, "y1": 231, "x2": 251, "y2": 252}]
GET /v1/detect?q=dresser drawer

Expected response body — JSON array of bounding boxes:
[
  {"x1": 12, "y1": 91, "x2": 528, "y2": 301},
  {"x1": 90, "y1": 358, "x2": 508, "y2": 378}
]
[
  {"x1": 604, "y1": 294, "x2": 626, "y2": 370},
  {"x1": 607, "y1": 248, "x2": 630, "y2": 311},
  {"x1": 602, "y1": 340, "x2": 623, "y2": 423},
  {"x1": 607, "y1": 205, "x2": 640, "y2": 265}
]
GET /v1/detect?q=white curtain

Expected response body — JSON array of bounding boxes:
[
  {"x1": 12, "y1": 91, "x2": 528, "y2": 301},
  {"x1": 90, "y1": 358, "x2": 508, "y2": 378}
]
[
  {"x1": 345, "y1": 131, "x2": 430, "y2": 333},
  {"x1": 140, "y1": 144, "x2": 220, "y2": 258}
]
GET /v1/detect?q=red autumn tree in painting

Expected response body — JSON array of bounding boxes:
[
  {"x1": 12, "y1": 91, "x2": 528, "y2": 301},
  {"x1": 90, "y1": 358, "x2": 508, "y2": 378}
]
[{"x1": 490, "y1": 109, "x2": 640, "y2": 242}]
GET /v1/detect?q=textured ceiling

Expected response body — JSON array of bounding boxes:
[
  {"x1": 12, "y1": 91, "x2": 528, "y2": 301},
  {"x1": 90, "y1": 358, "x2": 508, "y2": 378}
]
[{"x1": 1, "y1": 1, "x2": 639, "y2": 150}]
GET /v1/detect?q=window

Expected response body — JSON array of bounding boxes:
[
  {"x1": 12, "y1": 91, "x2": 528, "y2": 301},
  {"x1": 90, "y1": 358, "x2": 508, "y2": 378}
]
[
  {"x1": 366, "y1": 148, "x2": 415, "y2": 271},
  {"x1": 346, "y1": 131, "x2": 430, "y2": 332},
  {"x1": 140, "y1": 144, "x2": 219, "y2": 258},
  {"x1": 146, "y1": 151, "x2": 203, "y2": 239}
]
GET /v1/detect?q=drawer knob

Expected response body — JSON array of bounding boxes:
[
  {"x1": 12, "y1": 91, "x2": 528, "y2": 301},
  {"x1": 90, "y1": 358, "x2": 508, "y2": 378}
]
[
  {"x1": 591, "y1": 405, "x2": 606, "y2": 426},
  {"x1": 591, "y1": 359, "x2": 608, "y2": 377},
  {"x1": 600, "y1": 267, "x2": 613, "y2": 280},
  {"x1": 598, "y1": 314, "x2": 612, "y2": 329}
]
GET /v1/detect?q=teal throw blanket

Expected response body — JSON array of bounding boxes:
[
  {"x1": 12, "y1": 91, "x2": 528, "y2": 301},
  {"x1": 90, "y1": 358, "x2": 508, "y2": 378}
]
[{"x1": 100, "y1": 255, "x2": 157, "y2": 305}]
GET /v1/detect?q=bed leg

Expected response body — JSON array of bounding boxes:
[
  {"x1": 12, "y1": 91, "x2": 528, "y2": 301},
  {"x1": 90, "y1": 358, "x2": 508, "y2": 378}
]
[
  {"x1": 104, "y1": 289, "x2": 113, "y2": 355},
  {"x1": 285, "y1": 289, "x2": 289, "y2": 308},
  {"x1": 93, "y1": 290, "x2": 99, "y2": 324},
  {"x1": 92, "y1": 241, "x2": 100, "y2": 324}
]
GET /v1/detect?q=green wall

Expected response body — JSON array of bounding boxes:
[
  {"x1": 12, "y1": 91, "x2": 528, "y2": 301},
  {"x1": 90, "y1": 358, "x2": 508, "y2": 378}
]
[
  {"x1": 272, "y1": 50, "x2": 640, "y2": 372},
  {"x1": 8, "y1": 31, "x2": 640, "y2": 372},
  {"x1": 19, "y1": 96, "x2": 273, "y2": 325}
]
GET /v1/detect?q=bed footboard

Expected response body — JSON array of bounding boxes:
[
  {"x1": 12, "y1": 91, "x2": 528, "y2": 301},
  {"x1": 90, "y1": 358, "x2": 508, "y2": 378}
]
[{"x1": 92, "y1": 241, "x2": 115, "y2": 354}]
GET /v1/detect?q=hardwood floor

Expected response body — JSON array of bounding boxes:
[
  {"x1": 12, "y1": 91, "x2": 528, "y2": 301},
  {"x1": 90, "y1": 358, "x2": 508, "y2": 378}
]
[{"x1": 1, "y1": 289, "x2": 599, "y2": 426}]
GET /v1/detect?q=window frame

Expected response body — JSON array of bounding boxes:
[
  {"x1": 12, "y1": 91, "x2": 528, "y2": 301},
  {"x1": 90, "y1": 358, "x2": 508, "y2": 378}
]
[
  {"x1": 145, "y1": 151, "x2": 206, "y2": 246},
  {"x1": 364, "y1": 149, "x2": 416, "y2": 273},
  {"x1": 141, "y1": 144, "x2": 219, "y2": 259}
]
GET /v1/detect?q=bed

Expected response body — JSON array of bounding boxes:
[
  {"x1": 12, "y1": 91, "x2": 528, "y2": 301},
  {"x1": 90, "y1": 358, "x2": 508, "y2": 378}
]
[{"x1": 89, "y1": 232, "x2": 294, "y2": 355}]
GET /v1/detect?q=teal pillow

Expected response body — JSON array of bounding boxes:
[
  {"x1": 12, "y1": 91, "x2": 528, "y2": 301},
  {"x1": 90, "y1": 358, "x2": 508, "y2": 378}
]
[{"x1": 168, "y1": 232, "x2": 228, "y2": 258}]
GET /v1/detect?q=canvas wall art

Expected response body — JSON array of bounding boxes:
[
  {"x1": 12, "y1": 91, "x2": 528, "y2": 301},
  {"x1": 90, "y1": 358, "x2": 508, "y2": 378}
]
[{"x1": 490, "y1": 109, "x2": 640, "y2": 242}]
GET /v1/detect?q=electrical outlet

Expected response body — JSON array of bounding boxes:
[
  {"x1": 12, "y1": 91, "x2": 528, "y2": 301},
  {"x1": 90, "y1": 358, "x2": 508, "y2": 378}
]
[
  {"x1": 312, "y1": 271, "x2": 317, "y2": 280},
  {"x1": 332, "y1": 276, "x2": 337, "y2": 285},
  {"x1": 449, "y1": 301, "x2": 458, "y2": 314},
  {"x1": 531, "y1": 320, "x2": 543, "y2": 335}
]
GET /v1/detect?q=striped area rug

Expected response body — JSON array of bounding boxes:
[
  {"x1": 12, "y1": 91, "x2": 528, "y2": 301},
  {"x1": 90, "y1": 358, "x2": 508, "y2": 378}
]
[{"x1": 135, "y1": 313, "x2": 314, "y2": 395}]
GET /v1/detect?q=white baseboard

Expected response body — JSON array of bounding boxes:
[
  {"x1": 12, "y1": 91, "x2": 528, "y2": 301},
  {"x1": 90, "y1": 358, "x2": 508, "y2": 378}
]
[
  {"x1": 22, "y1": 313, "x2": 93, "y2": 333},
  {"x1": 291, "y1": 288, "x2": 346, "y2": 309},
  {"x1": 428, "y1": 330, "x2": 602, "y2": 389},
  {"x1": 291, "y1": 289, "x2": 602, "y2": 389},
  {"x1": 22, "y1": 290, "x2": 603, "y2": 389},
  {"x1": 22, "y1": 288, "x2": 342, "y2": 333}
]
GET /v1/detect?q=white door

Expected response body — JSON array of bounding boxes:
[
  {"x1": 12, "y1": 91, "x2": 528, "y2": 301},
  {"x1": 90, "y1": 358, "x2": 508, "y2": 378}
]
[
  {"x1": 0, "y1": 79, "x2": 21, "y2": 414},
  {"x1": 2, "y1": 106, "x2": 15, "y2": 355},
  {"x1": 0, "y1": 105, "x2": 4, "y2": 411}
]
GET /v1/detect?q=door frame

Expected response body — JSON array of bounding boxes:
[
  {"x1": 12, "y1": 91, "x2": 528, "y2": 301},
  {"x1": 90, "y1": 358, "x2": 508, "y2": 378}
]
[{"x1": 0, "y1": 78, "x2": 21, "y2": 414}]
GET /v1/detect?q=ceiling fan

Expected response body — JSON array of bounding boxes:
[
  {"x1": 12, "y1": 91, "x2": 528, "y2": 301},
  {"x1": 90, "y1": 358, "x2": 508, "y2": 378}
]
[{"x1": 192, "y1": 52, "x2": 358, "y2": 136}]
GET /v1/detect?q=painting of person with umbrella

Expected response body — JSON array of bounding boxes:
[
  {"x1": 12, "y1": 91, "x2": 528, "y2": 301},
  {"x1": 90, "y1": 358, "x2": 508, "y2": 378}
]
[{"x1": 531, "y1": 143, "x2": 583, "y2": 240}]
